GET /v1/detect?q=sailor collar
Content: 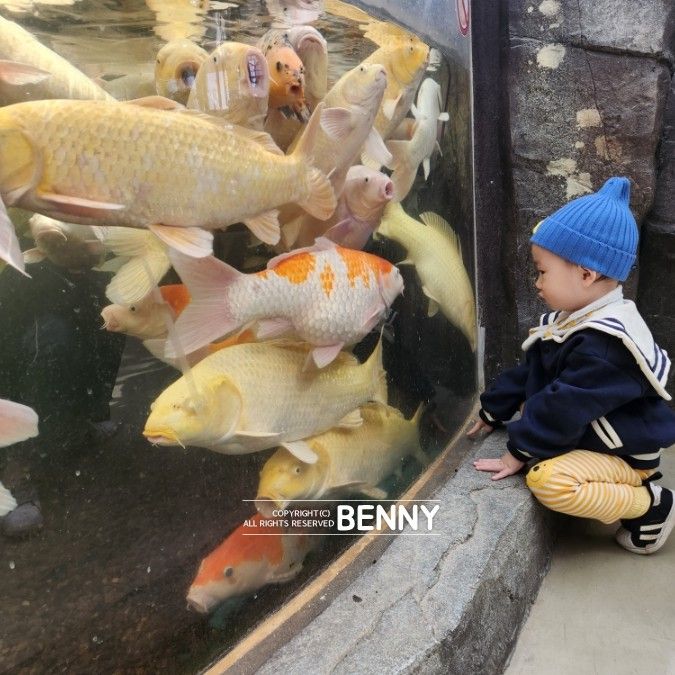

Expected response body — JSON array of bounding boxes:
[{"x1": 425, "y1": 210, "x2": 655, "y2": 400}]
[{"x1": 522, "y1": 287, "x2": 672, "y2": 400}]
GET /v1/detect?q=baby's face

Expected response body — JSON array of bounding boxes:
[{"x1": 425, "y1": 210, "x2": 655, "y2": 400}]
[{"x1": 531, "y1": 245, "x2": 592, "y2": 312}]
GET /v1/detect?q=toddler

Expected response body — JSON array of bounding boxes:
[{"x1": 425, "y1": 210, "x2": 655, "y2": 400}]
[{"x1": 469, "y1": 177, "x2": 675, "y2": 554}]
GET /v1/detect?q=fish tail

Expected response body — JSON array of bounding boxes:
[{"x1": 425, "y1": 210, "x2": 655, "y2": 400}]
[
  {"x1": 291, "y1": 102, "x2": 336, "y2": 221},
  {"x1": 366, "y1": 336, "x2": 388, "y2": 406},
  {"x1": 0, "y1": 198, "x2": 28, "y2": 276},
  {"x1": 164, "y1": 250, "x2": 245, "y2": 358}
]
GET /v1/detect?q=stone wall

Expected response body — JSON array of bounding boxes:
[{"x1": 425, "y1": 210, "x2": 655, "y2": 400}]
[{"x1": 479, "y1": 0, "x2": 674, "y2": 383}]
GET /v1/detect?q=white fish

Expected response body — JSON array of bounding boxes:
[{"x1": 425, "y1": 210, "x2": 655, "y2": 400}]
[
  {"x1": 0, "y1": 14, "x2": 112, "y2": 105},
  {"x1": 0, "y1": 480, "x2": 17, "y2": 517},
  {"x1": 376, "y1": 203, "x2": 476, "y2": 351},
  {"x1": 0, "y1": 398, "x2": 39, "y2": 448},
  {"x1": 385, "y1": 78, "x2": 449, "y2": 201}
]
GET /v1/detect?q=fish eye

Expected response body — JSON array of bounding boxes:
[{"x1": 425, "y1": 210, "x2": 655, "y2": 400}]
[
  {"x1": 156, "y1": 58, "x2": 161, "y2": 64},
  {"x1": 359, "y1": 66, "x2": 365, "y2": 72},
  {"x1": 276, "y1": 61, "x2": 283, "y2": 72},
  {"x1": 224, "y1": 567, "x2": 234, "y2": 577},
  {"x1": 364, "y1": 177, "x2": 369, "y2": 182},
  {"x1": 213, "y1": 56, "x2": 217, "y2": 63},
  {"x1": 294, "y1": 465, "x2": 301, "y2": 474}
]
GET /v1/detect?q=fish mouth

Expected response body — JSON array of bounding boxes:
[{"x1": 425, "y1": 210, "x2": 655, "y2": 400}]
[
  {"x1": 143, "y1": 429, "x2": 181, "y2": 446},
  {"x1": 186, "y1": 588, "x2": 214, "y2": 615},
  {"x1": 383, "y1": 180, "x2": 394, "y2": 200},
  {"x1": 177, "y1": 61, "x2": 200, "y2": 89},
  {"x1": 254, "y1": 495, "x2": 287, "y2": 517},
  {"x1": 246, "y1": 51, "x2": 268, "y2": 95}
]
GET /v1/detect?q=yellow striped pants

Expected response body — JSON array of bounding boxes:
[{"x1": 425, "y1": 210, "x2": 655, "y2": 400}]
[{"x1": 525, "y1": 450, "x2": 652, "y2": 523}]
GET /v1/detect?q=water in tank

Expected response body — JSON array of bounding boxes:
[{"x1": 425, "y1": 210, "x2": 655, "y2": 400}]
[{"x1": 0, "y1": 0, "x2": 475, "y2": 670}]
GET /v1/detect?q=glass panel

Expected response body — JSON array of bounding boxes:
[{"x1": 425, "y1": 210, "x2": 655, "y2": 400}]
[{"x1": 0, "y1": 0, "x2": 475, "y2": 670}]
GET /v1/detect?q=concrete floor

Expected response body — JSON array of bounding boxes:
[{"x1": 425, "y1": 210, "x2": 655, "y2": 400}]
[{"x1": 505, "y1": 448, "x2": 675, "y2": 675}]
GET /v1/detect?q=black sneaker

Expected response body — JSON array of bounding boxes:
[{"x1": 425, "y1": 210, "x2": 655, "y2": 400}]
[{"x1": 615, "y1": 483, "x2": 675, "y2": 555}]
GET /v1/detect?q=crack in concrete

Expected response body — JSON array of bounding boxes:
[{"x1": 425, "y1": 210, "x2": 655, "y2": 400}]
[{"x1": 575, "y1": 0, "x2": 618, "y2": 167}]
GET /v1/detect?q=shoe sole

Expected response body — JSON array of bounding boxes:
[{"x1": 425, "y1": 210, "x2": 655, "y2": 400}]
[{"x1": 615, "y1": 496, "x2": 675, "y2": 555}]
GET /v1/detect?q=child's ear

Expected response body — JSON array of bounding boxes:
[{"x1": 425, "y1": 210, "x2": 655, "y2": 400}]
[{"x1": 579, "y1": 266, "x2": 601, "y2": 285}]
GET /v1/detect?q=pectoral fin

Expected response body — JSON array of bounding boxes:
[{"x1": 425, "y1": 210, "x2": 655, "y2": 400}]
[
  {"x1": 243, "y1": 210, "x2": 280, "y2": 245},
  {"x1": 382, "y1": 95, "x2": 401, "y2": 121},
  {"x1": 318, "y1": 107, "x2": 354, "y2": 140},
  {"x1": 256, "y1": 317, "x2": 294, "y2": 340},
  {"x1": 0, "y1": 199, "x2": 27, "y2": 276},
  {"x1": 23, "y1": 247, "x2": 45, "y2": 264},
  {"x1": 0, "y1": 60, "x2": 50, "y2": 86},
  {"x1": 363, "y1": 128, "x2": 392, "y2": 168},
  {"x1": 337, "y1": 409, "x2": 363, "y2": 429},
  {"x1": 280, "y1": 440, "x2": 319, "y2": 464},
  {"x1": 37, "y1": 193, "x2": 125, "y2": 218},
  {"x1": 148, "y1": 224, "x2": 213, "y2": 258},
  {"x1": 311, "y1": 343, "x2": 344, "y2": 369},
  {"x1": 422, "y1": 287, "x2": 440, "y2": 317}
]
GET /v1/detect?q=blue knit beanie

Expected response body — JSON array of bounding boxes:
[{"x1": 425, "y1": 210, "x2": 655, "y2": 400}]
[{"x1": 530, "y1": 177, "x2": 638, "y2": 281}]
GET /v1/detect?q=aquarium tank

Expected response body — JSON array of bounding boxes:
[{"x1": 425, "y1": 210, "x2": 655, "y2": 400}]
[{"x1": 0, "y1": 0, "x2": 476, "y2": 671}]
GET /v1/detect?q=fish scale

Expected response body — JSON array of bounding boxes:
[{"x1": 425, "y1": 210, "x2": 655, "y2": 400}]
[{"x1": 0, "y1": 98, "x2": 329, "y2": 233}]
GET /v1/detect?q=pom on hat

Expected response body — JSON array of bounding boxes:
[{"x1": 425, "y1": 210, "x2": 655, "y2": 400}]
[{"x1": 530, "y1": 177, "x2": 638, "y2": 281}]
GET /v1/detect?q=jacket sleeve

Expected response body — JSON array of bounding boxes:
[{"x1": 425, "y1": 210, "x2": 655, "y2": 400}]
[
  {"x1": 479, "y1": 358, "x2": 531, "y2": 426},
  {"x1": 505, "y1": 345, "x2": 646, "y2": 462}
]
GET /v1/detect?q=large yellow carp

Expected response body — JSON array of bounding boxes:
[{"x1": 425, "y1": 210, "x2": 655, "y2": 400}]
[{"x1": 0, "y1": 98, "x2": 336, "y2": 274}]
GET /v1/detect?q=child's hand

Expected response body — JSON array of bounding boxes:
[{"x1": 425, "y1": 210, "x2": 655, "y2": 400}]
[
  {"x1": 466, "y1": 418, "x2": 494, "y2": 438},
  {"x1": 473, "y1": 451, "x2": 525, "y2": 480}
]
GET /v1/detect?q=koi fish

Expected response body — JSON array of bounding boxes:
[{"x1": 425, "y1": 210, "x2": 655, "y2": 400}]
[
  {"x1": 187, "y1": 42, "x2": 269, "y2": 130},
  {"x1": 377, "y1": 203, "x2": 477, "y2": 351},
  {"x1": 0, "y1": 398, "x2": 38, "y2": 448},
  {"x1": 287, "y1": 61, "x2": 390, "y2": 197},
  {"x1": 264, "y1": 0, "x2": 322, "y2": 28},
  {"x1": 146, "y1": 0, "x2": 211, "y2": 42},
  {"x1": 143, "y1": 339, "x2": 387, "y2": 457},
  {"x1": 0, "y1": 97, "x2": 337, "y2": 274},
  {"x1": 0, "y1": 480, "x2": 16, "y2": 517},
  {"x1": 186, "y1": 513, "x2": 314, "y2": 614},
  {"x1": 262, "y1": 42, "x2": 309, "y2": 122},
  {"x1": 287, "y1": 165, "x2": 394, "y2": 249},
  {"x1": 386, "y1": 78, "x2": 449, "y2": 201},
  {"x1": 360, "y1": 40, "x2": 429, "y2": 148},
  {"x1": 155, "y1": 39, "x2": 208, "y2": 106},
  {"x1": 256, "y1": 402, "x2": 425, "y2": 513},
  {"x1": 166, "y1": 237, "x2": 403, "y2": 367},
  {"x1": 0, "y1": 15, "x2": 113, "y2": 105},
  {"x1": 24, "y1": 214, "x2": 105, "y2": 271}
]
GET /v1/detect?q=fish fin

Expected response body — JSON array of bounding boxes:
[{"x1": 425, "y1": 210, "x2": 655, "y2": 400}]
[
  {"x1": 159, "y1": 284, "x2": 191, "y2": 315},
  {"x1": 317, "y1": 106, "x2": 353, "y2": 140},
  {"x1": 296, "y1": 168, "x2": 336, "y2": 221},
  {"x1": 0, "y1": 481, "x2": 17, "y2": 518},
  {"x1": 231, "y1": 127, "x2": 284, "y2": 155},
  {"x1": 0, "y1": 200, "x2": 27, "y2": 276},
  {"x1": 267, "y1": 236, "x2": 335, "y2": 269},
  {"x1": 256, "y1": 317, "x2": 294, "y2": 340},
  {"x1": 356, "y1": 484, "x2": 387, "y2": 500},
  {"x1": 94, "y1": 257, "x2": 127, "y2": 273},
  {"x1": 418, "y1": 212, "x2": 461, "y2": 253},
  {"x1": 337, "y1": 408, "x2": 363, "y2": 428},
  {"x1": 38, "y1": 193, "x2": 125, "y2": 217},
  {"x1": 280, "y1": 217, "x2": 303, "y2": 249},
  {"x1": 270, "y1": 564, "x2": 304, "y2": 583},
  {"x1": 422, "y1": 157, "x2": 431, "y2": 181},
  {"x1": 105, "y1": 251, "x2": 171, "y2": 304},
  {"x1": 280, "y1": 440, "x2": 319, "y2": 464},
  {"x1": 148, "y1": 224, "x2": 213, "y2": 258},
  {"x1": 213, "y1": 375, "x2": 244, "y2": 436},
  {"x1": 423, "y1": 289, "x2": 440, "y2": 317},
  {"x1": 382, "y1": 94, "x2": 401, "y2": 121},
  {"x1": 243, "y1": 210, "x2": 281, "y2": 246},
  {"x1": 0, "y1": 60, "x2": 50, "y2": 86},
  {"x1": 93, "y1": 226, "x2": 161, "y2": 257},
  {"x1": 397, "y1": 258, "x2": 414, "y2": 266},
  {"x1": 126, "y1": 95, "x2": 185, "y2": 110},
  {"x1": 165, "y1": 251, "x2": 243, "y2": 357},
  {"x1": 386, "y1": 140, "x2": 416, "y2": 202},
  {"x1": 363, "y1": 128, "x2": 392, "y2": 168},
  {"x1": 410, "y1": 102, "x2": 420, "y2": 119},
  {"x1": 291, "y1": 102, "x2": 337, "y2": 221},
  {"x1": 322, "y1": 218, "x2": 354, "y2": 246},
  {"x1": 366, "y1": 337, "x2": 387, "y2": 405},
  {"x1": 0, "y1": 399, "x2": 39, "y2": 448},
  {"x1": 311, "y1": 343, "x2": 344, "y2": 369},
  {"x1": 23, "y1": 247, "x2": 45, "y2": 264}
]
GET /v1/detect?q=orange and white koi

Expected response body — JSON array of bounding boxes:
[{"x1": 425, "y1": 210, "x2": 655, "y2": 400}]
[
  {"x1": 186, "y1": 513, "x2": 314, "y2": 614},
  {"x1": 0, "y1": 98, "x2": 337, "y2": 274},
  {"x1": 386, "y1": 78, "x2": 449, "y2": 201},
  {"x1": 167, "y1": 237, "x2": 403, "y2": 367},
  {"x1": 155, "y1": 39, "x2": 208, "y2": 106}
]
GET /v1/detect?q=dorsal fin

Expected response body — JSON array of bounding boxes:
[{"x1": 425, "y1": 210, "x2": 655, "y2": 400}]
[{"x1": 419, "y1": 211, "x2": 461, "y2": 254}]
